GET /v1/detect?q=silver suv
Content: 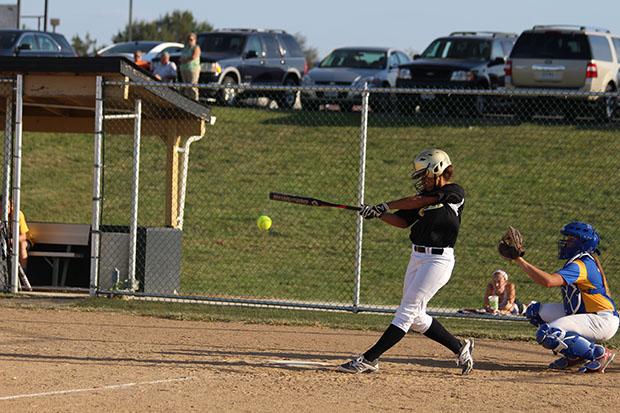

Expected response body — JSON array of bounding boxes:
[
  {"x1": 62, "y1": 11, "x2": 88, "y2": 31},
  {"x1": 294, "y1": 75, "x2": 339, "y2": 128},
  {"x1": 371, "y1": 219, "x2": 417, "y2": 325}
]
[{"x1": 506, "y1": 25, "x2": 620, "y2": 120}]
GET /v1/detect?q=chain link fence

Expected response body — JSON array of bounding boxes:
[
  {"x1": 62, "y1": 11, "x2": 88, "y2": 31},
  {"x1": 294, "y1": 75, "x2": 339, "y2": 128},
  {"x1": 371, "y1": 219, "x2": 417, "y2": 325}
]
[
  {"x1": 2, "y1": 76, "x2": 618, "y2": 319},
  {"x1": 93, "y1": 81, "x2": 620, "y2": 319}
]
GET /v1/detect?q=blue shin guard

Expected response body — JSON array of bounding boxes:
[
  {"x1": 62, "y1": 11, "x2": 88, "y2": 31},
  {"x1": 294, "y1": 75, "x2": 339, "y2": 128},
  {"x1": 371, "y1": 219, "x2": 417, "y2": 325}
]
[{"x1": 536, "y1": 324, "x2": 603, "y2": 361}]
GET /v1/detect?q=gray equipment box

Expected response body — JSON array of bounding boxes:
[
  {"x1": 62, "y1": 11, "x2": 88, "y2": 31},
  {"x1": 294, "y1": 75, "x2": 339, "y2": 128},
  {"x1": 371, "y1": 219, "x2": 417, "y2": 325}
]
[{"x1": 99, "y1": 226, "x2": 182, "y2": 294}]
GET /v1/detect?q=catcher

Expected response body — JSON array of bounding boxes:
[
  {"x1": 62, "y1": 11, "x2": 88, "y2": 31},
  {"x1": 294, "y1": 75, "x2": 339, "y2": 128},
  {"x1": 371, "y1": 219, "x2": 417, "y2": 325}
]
[{"x1": 498, "y1": 222, "x2": 618, "y2": 373}]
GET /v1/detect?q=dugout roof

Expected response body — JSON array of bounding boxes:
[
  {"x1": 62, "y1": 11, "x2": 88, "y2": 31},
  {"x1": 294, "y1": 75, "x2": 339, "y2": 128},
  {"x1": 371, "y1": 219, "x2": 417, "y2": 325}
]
[{"x1": 0, "y1": 56, "x2": 209, "y2": 136}]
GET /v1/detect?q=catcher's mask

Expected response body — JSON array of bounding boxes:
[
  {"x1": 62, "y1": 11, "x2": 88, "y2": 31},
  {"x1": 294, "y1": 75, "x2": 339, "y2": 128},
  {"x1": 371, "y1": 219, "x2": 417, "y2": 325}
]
[
  {"x1": 557, "y1": 221, "x2": 600, "y2": 259},
  {"x1": 411, "y1": 148, "x2": 451, "y2": 192}
]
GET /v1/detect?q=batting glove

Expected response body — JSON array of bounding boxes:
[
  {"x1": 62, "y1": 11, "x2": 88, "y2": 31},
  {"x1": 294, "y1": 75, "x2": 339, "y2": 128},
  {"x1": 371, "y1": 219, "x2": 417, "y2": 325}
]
[
  {"x1": 371, "y1": 202, "x2": 389, "y2": 217},
  {"x1": 359, "y1": 204, "x2": 376, "y2": 219}
]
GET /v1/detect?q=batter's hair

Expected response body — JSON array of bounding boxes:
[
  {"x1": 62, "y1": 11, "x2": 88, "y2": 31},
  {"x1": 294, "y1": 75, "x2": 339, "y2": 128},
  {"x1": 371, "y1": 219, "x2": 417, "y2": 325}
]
[{"x1": 442, "y1": 165, "x2": 454, "y2": 181}]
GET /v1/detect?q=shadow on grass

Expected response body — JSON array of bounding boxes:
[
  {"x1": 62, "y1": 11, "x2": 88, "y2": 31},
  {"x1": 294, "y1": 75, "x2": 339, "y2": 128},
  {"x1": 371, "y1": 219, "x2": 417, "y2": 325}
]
[{"x1": 260, "y1": 108, "x2": 620, "y2": 130}]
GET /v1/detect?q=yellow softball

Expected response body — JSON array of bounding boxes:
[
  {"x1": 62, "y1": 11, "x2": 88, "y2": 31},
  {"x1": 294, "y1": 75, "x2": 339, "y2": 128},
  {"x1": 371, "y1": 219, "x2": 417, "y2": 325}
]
[{"x1": 257, "y1": 215, "x2": 272, "y2": 231}]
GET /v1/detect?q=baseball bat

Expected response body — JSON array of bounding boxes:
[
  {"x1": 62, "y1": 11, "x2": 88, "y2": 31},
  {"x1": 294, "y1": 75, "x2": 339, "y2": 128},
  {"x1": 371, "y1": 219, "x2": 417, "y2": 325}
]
[{"x1": 269, "y1": 192, "x2": 360, "y2": 211}]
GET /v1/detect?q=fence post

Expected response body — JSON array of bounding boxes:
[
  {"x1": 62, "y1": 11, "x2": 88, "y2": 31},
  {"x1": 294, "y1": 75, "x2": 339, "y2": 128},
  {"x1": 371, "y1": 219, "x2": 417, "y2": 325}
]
[
  {"x1": 2, "y1": 90, "x2": 12, "y2": 227},
  {"x1": 353, "y1": 83, "x2": 369, "y2": 311},
  {"x1": 128, "y1": 99, "x2": 142, "y2": 291},
  {"x1": 90, "y1": 76, "x2": 104, "y2": 296},
  {"x1": 10, "y1": 75, "x2": 23, "y2": 293}
]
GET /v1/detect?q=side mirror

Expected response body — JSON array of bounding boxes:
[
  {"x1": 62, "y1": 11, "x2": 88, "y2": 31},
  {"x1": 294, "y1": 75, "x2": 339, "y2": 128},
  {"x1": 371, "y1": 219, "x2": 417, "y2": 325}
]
[
  {"x1": 413, "y1": 54, "x2": 421, "y2": 60},
  {"x1": 390, "y1": 64, "x2": 399, "y2": 70},
  {"x1": 17, "y1": 43, "x2": 32, "y2": 51},
  {"x1": 489, "y1": 56, "x2": 506, "y2": 66},
  {"x1": 245, "y1": 50, "x2": 258, "y2": 59}
]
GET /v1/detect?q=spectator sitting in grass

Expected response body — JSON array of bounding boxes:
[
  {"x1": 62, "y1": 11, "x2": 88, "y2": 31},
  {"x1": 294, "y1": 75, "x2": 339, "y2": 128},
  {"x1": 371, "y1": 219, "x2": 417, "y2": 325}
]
[
  {"x1": 484, "y1": 269, "x2": 524, "y2": 315},
  {"x1": 152, "y1": 52, "x2": 178, "y2": 82}
]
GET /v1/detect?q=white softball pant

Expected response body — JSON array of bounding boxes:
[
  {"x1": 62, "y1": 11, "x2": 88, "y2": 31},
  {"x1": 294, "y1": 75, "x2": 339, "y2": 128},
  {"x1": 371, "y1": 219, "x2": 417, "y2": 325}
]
[
  {"x1": 392, "y1": 245, "x2": 455, "y2": 333},
  {"x1": 539, "y1": 302, "x2": 619, "y2": 342}
]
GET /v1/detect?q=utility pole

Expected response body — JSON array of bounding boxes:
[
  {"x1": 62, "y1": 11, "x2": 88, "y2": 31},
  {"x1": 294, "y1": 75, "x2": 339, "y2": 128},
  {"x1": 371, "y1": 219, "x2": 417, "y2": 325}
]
[
  {"x1": 128, "y1": 0, "x2": 133, "y2": 41},
  {"x1": 16, "y1": 0, "x2": 20, "y2": 29},
  {"x1": 43, "y1": 0, "x2": 48, "y2": 32}
]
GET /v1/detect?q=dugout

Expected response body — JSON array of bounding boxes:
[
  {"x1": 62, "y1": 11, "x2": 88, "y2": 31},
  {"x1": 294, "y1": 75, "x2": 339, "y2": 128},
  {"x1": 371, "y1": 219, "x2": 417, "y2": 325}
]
[{"x1": 0, "y1": 57, "x2": 212, "y2": 293}]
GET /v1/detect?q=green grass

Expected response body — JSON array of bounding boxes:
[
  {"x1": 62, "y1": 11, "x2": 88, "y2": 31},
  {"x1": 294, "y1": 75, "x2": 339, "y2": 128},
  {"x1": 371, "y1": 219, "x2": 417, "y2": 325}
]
[{"x1": 6, "y1": 106, "x2": 620, "y2": 312}]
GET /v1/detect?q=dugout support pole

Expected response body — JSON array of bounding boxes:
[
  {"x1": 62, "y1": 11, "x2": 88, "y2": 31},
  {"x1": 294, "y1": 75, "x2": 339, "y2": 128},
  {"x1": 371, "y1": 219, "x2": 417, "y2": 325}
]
[
  {"x1": 353, "y1": 83, "x2": 369, "y2": 311},
  {"x1": 10, "y1": 75, "x2": 23, "y2": 293},
  {"x1": 165, "y1": 135, "x2": 181, "y2": 228},
  {"x1": 128, "y1": 99, "x2": 142, "y2": 291},
  {"x1": 90, "y1": 76, "x2": 104, "y2": 296}
]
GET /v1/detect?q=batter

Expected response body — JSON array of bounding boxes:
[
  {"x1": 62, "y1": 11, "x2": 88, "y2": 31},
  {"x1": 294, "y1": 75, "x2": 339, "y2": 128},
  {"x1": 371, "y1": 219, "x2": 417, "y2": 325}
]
[{"x1": 338, "y1": 148, "x2": 474, "y2": 375}]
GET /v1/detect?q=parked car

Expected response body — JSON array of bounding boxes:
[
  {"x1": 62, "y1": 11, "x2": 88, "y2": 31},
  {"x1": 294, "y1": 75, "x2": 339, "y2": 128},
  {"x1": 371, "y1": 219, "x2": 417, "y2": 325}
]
[
  {"x1": 96, "y1": 41, "x2": 184, "y2": 68},
  {"x1": 0, "y1": 29, "x2": 75, "y2": 57},
  {"x1": 505, "y1": 25, "x2": 620, "y2": 121},
  {"x1": 168, "y1": 28, "x2": 306, "y2": 108},
  {"x1": 396, "y1": 31, "x2": 517, "y2": 114},
  {"x1": 300, "y1": 47, "x2": 411, "y2": 111}
]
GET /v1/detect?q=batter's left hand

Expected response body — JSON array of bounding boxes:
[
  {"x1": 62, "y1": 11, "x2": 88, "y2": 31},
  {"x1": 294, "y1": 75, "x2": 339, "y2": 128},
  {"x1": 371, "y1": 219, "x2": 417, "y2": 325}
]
[
  {"x1": 359, "y1": 204, "x2": 377, "y2": 219},
  {"x1": 370, "y1": 203, "x2": 389, "y2": 217}
]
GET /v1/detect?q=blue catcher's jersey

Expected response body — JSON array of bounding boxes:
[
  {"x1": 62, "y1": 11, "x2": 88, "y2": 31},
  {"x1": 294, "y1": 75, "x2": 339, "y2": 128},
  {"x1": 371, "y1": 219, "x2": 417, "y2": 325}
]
[{"x1": 557, "y1": 253, "x2": 618, "y2": 316}]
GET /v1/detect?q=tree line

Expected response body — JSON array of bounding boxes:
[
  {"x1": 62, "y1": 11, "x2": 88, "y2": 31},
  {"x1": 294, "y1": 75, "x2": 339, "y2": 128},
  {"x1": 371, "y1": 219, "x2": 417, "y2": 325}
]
[{"x1": 71, "y1": 9, "x2": 319, "y2": 67}]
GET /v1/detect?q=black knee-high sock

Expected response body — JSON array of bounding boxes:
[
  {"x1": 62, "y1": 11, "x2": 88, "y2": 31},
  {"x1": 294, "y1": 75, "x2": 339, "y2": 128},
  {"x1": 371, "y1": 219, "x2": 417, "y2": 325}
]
[
  {"x1": 423, "y1": 318, "x2": 462, "y2": 354},
  {"x1": 363, "y1": 324, "x2": 406, "y2": 362}
]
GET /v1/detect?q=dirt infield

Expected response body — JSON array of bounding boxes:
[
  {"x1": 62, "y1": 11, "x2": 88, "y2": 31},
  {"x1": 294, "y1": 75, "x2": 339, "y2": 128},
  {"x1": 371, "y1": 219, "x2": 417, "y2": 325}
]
[{"x1": 0, "y1": 307, "x2": 618, "y2": 412}]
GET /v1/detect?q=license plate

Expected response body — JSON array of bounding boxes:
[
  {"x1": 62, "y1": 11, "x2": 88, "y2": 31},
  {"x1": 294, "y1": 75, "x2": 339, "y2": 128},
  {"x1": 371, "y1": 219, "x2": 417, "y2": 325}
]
[
  {"x1": 535, "y1": 71, "x2": 562, "y2": 82},
  {"x1": 325, "y1": 91, "x2": 338, "y2": 99},
  {"x1": 420, "y1": 93, "x2": 436, "y2": 101}
]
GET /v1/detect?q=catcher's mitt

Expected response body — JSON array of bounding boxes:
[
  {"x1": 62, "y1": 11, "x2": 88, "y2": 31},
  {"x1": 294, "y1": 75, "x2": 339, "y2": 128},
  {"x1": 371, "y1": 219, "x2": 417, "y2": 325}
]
[{"x1": 498, "y1": 226, "x2": 525, "y2": 259}]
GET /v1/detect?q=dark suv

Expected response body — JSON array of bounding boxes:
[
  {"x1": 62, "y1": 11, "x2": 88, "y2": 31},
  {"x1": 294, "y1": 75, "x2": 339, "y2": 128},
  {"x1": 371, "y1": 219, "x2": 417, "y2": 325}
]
[
  {"x1": 0, "y1": 29, "x2": 75, "y2": 57},
  {"x1": 396, "y1": 31, "x2": 516, "y2": 114},
  {"x1": 174, "y1": 28, "x2": 306, "y2": 108}
]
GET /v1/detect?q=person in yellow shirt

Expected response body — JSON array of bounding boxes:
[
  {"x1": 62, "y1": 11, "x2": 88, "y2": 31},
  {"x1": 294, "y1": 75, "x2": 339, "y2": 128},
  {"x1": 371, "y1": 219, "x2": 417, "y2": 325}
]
[{"x1": 4, "y1": 201, "x2": 33, "y2": 269}]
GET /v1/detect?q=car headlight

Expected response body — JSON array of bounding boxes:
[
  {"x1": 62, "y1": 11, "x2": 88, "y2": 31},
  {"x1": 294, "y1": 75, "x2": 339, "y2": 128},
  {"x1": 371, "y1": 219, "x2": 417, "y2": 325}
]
[
  {"x1": 353, "y1": 76, "x2": 382, "y2": 87},
  {"x1": 450, "y1": 70, "x2": 475, "y2": 81},
  {"x1": 398, "y1": 68, "x2": 411, "y2": 80},
  {"x1": 201, "y1": 62, "x2": 222, "y2": 74},
  {"x1": 301, "y1": 75, "x2": 314, "y2": 85}
]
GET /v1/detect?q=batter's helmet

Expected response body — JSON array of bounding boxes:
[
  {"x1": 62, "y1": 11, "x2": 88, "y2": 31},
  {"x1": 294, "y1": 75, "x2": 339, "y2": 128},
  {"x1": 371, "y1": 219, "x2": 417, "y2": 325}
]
[
  {"x1": 412, "y1": 149, "x2": 451, "y2": 178},
  {"x1": 557, "y1": 221, "x2": 600, "y2": 259}
]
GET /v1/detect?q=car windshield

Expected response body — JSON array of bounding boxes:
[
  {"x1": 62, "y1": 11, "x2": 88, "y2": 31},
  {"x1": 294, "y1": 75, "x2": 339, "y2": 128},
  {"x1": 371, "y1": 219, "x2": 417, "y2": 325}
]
[
  {"x1": 0, "y1": 31, "x2": 18, "y2": 49},
  {"x1": 198, "y1": 34, "x2": 246, "y2": 53},
  {"x1": 421, "y1": 38, "x2": 491, "y2": 60},
  {"x1": 510, "y1": 32, "x2": 591, "y2": 59},
  {"x1": 319, "y1": 50, "x2": 387, "y2": 69},
  {"x1": 100, "y1": 42, "x2": 160, "y2": 55}
]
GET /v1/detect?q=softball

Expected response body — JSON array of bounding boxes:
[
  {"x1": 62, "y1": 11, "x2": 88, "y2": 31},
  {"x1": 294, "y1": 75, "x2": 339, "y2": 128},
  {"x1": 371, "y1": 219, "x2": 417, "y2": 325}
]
[{"x1": 257, "y1": 215, "x2": 272, "y2": 231}]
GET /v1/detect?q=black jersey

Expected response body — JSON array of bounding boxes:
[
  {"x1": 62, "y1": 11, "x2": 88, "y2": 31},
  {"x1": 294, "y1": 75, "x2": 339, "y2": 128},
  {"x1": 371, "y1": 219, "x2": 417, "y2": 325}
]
[{"x1": 393, "y1": 183, "x2": 465, "y2": 248}]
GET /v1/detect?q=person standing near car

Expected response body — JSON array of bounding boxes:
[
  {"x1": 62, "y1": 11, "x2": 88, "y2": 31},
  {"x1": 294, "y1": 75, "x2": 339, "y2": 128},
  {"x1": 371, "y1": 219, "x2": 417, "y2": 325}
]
[{"x1": 180, "y1": 33, "x2": 201, "y2": 100}]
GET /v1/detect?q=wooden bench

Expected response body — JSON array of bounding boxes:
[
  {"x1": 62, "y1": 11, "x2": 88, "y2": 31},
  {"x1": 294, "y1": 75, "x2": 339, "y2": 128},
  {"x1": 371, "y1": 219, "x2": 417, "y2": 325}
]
[{"x1": 27, "y1": 222, "x2": 90, "y2": 287}]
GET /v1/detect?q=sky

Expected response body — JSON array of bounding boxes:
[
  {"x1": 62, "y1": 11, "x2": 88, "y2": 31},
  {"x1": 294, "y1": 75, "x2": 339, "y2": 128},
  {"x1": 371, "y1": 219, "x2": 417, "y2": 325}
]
[{"x1": 16, "y1": 0, "x2": 620, "y2": 56}]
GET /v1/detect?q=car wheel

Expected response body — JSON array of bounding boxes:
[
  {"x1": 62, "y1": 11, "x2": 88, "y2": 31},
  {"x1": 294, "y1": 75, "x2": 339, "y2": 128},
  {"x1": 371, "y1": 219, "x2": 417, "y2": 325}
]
[
  {"x1": 340, "y1": 102, "x2": 354, "y2": 112},
  {"x1": 474, "y1": 95, "x2": 487, "y2": 116},
  {"x1": 218, "y1": 76, "x2": 238, "y2": 106},
  {"x1": 595, "y1": 83, "x2": 617, "y2": 122},
  {"x1": 372, "y1": 83, "x2": 395, "y2": 113},
  {"x1": 301, "y1": 98, "x2": 320, "y2": 111},
  {"x1": 513, "y1": 98, "x2": 533, "y2": 123},
  {"x1": 276, "y1": 77, "x2": 299, "y2": 109}
]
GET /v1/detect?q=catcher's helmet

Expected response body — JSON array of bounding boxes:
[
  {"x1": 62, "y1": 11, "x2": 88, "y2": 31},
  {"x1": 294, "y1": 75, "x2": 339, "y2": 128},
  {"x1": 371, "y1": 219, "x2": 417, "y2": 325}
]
[
  {"x1": 557, "y1": 221, "x2": 600, "y2": 259},
  {"x1": 411, "y1": 149, "x2": 451, "y2": 190}
]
